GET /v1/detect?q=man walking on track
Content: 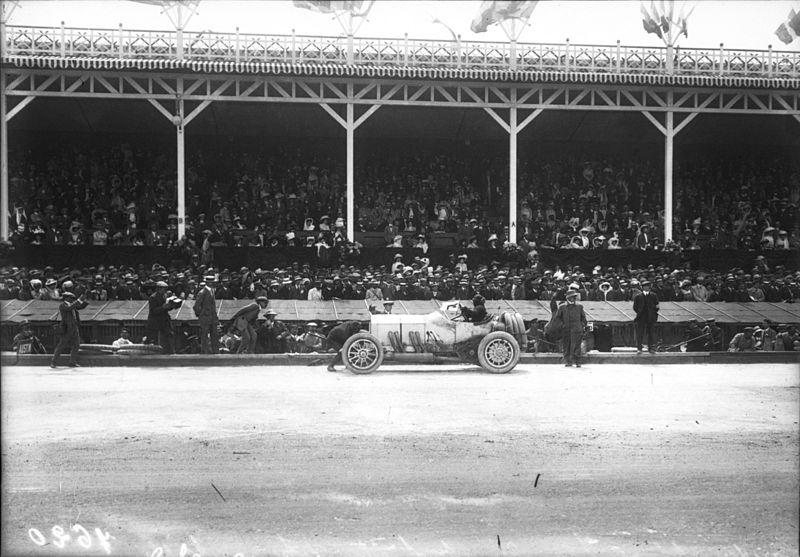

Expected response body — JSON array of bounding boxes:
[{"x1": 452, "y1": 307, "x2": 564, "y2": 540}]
[
  {"x1": 194, "y1": 274, "x2": 220, "y2": 354},
  {"x1": 633, "y1": 279, "x2": 660, "y2": 353},
  {"x1": 552, "y1": 290, "x2": 587, "y2": 367},
  {"x1": 229, "y1": 296, "x2": 269, "y2": 354},
  {"x1": 326, "y1": 320, "x2": 364, "y2": 372},
  {"x1": 50, "y1": 291, "x2": 89, "y2": 368}
]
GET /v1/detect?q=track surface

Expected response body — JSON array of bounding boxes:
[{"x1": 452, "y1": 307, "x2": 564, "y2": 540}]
[{"x1": 2, "y1": 363, "x2": 798, "y2": 557}]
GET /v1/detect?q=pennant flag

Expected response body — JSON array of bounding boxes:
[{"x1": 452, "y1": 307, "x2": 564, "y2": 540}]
[
  {"x1": 292, "y1": 0, "x2": 372, "y2": 16},
  {"x1": 470, "y1": 1, "x2": 539, "y2": 34},
  {"x1": 641, "y1": 3, "x2": 663, "y2": 39},
  {"x1": 775, "y1": 8, "x2": 800, "y2": 44}
]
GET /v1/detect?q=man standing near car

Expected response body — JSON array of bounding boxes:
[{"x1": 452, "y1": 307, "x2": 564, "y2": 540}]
[
  {"x1": 326, "y1": 320, "x2": 363, "y2": 372},
  {"x1": 553, "y1": 290, "x2": 587, "y2": 367},
  {"x1": 633, "y1": 279, "x2": 659, "y2": 353}
]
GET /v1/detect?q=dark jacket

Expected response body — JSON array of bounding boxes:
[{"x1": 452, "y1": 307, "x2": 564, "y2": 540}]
[
  {"x1": 147, "y1": 291, "x2": 173, "y2": 329},
  {"x1": 194, "y1": 286, "x2": 218, "y2": 324},
  {"x1": 553, "y1": 301, "x2": 587, "y2": 333},
  {"x1": 327, "y1": 321, "x2": 363, "y2": 346},
  {"x1": 461, "y1": 303, "x2": 487, "y2": 322},
  {"x1": 58, "y1": 297, "x2": 89, "y2": 333},
  {"x1": 632, "y1": 290, "x2": 659, "y2": 324}
]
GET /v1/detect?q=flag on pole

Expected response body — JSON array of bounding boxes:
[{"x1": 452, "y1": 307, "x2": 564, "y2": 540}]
[
  {"x1": 470, "y1": 1, "x2": 539, "y2": 34},
  {"x1": 775, "y1": 8, "x2": 800, "y2": 44},
  {"x1": 641, "y1": 2, "x2": 663, "y2": 39},
  {"x1": 292, "y1": 0, "x2": 372, "y2": 16}
]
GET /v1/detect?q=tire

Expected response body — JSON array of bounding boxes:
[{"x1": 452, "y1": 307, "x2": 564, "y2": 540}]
[
  {"x1": 477, "y1": 331, "x2": 520, "y2": 374},
  {"x1": 513, "y1": 312, "x2": 528, "y2": 351},
  {"x1": 118, "y1": 343, "x2": 163, "y2": 353},
  {"x1": 501, "y1": 312, "x2": 528, "y2": 352},
  {"x1": 342, "y1": 332, "x2": 384, "y2": 374},
  {"x1": 79, "y1": 344, "x2": 117, "y2": 352}
]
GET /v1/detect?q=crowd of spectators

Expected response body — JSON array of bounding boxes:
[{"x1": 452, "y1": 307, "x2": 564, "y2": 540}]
[
  {"x1": 2, "y1": 252, "x2": 798, "y2": 305},
  {"x1": 7, "y1": 137, "x2": 799, "y2": 252}
]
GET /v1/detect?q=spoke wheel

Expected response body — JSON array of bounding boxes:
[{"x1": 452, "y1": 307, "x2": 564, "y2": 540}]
[
  {"x1": 477, "y1": 331, "x2": 520, "y2": 374},
  {"x1": 342, "y1": 332, "x2": 384, "y2": 374}
]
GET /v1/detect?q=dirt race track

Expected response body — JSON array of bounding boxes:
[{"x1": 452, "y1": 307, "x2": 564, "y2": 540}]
[{"x1": 2, "y1": 362, "x2": 798, "y2": 557}]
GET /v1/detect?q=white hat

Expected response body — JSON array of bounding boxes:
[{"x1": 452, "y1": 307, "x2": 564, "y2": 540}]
[
  {"x1": 286, "y1": 231, "x2": 296, "y2": 240},
  {"x1": 335, "y1": 218, "x2": 344, "y2": 227}
]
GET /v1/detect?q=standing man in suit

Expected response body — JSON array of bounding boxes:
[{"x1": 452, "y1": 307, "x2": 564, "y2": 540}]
[
  {"x1": 553, "y1": 290, "x2": 588, "y2": 367},
  {"x1": 50, "y1": 291, "x2": 89, "y2": 368},
  {"x1": 194, "y1": 274, "x2": 220, "y2": 354},
  {"x1": 633, "y1": 279, "x2": 660, "y2": 353}
]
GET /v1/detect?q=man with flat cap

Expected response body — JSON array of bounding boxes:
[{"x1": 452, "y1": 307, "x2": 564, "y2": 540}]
[
  {"x1": 228, "y1": 296, "x2": 269, "y2": 354},
  {"x1": 194, "y1": 274, "x2": 220, "y2": 354},
  {"x1": 50, "y1": 290, "x2": 89, "y2": 368},
  {"x1": 633, "y1": 279, "x2": 659, "y2": 354},
  {"x1": 729, "y1": 326, "x2": 757, "y2": 352},
  {"x1": 145, "y1": 280, "x2": 179, "y2": 354},
  {"x1": 552, "y1": 289, "x2": 588, "y2": 367}
]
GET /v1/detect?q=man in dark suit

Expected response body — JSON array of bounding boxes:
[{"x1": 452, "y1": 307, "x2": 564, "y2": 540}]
[
  {"x1": 633, "y1": 279, "x2": 660, "y2": 353},
  {"x1": 553, "y1": 290, "x2": 588, "y2": 367},
  {"x1": 194, "y1": 274, "x2": 219, "y2": 354},
  {"x1": 145, "y1": 281, "x2": 178, "y2": 354},
  {"x1": 50, "y1": 291, "x2": 89, "y2": 368}
]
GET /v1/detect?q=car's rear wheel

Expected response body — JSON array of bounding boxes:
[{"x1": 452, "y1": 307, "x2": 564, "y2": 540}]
[
  {"x1": 477, "y1": 331, "x2": 520, "y2": 373},
  {"x1": 343, "y1": 332, "x2": 384, "y2": 374}
]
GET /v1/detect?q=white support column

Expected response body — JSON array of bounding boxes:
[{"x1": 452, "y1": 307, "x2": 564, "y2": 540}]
[
  {"x1": 509, "y1": 103, "x2": 518, "y2": 244},
  {"x1": 664, "y1": 109, "x2": 674, "y2": 243},
  {"x1": 346, "y1": 98, "x2": 354, "y2": 241},
  {"x1": 176, "y1": 93, "x2": 186, "y2": 241},
  {"x1": 1, "y1": 71, "x2": 8, "y2": 240}
]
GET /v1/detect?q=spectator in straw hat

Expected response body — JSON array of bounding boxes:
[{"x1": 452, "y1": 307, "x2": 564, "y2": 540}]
[
  {"x1": 194, "y1": 273, "x2": 220, "y2": 354},
  {"x1": 552, "y1": 289, "x2": 588, "y2": 367}
]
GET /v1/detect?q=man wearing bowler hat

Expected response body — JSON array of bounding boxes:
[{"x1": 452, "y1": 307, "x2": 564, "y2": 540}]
[
  {"x1": 633, "y1": 279, "x2": 659, "y2": 354},
  {"x1": 194, "y1": 274, "x2": 220, "y2": 353}
]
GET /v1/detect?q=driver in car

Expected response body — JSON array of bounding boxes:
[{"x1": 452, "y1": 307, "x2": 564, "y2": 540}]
[{"x1": 460, "y1": 294, "x2": 487, "y2": 322}]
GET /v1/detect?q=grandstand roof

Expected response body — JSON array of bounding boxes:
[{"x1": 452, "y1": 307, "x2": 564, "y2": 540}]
[{"x1": 8, "y1": 94, "x2": 799, "y2": 147}]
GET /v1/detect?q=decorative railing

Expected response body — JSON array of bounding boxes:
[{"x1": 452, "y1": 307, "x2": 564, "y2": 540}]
[{"x1": 2, "y1": 25, "x2": 799, "y2": 79}]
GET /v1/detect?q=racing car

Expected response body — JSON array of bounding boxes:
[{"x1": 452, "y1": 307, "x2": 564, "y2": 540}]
[{"x1": 340, "y1": 302, "x2": 527, "y2": 374}]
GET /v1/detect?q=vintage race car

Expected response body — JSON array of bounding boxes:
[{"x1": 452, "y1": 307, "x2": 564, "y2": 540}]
[{"x1": 341, "y1": 302, "x2": 527, "y2": 374}]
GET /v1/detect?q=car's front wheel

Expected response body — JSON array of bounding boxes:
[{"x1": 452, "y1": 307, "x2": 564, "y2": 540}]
[
  {"x1": 342, "y1": 332, "x2": 385, "y2": 374},
  {"x1": 477, "y1": 331, "x2": 520, "y2": 373}
]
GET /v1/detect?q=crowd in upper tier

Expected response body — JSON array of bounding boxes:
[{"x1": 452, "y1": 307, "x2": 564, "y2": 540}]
[{"x1": 6, "y1": 137, "x2": 799, "y2": 251}]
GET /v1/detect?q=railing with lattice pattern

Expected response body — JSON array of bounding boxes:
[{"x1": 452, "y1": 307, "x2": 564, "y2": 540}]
[{"x1": 2, "y1": 25, "x2": 798, "y2": 78}]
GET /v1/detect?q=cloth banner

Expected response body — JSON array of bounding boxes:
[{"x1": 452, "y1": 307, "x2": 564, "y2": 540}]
[{"x1": 470, "y1": 1, "x2": 538, "y2": 34}]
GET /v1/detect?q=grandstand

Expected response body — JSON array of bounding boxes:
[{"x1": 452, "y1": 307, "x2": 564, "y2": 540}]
[{"x1": 1, "y1": 3, "x2": 799, "y2": 354}]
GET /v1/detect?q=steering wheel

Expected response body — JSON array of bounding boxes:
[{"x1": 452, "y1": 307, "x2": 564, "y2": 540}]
[{"x1": 447, "y1": 302, "x2": 465, "y2": 321}]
